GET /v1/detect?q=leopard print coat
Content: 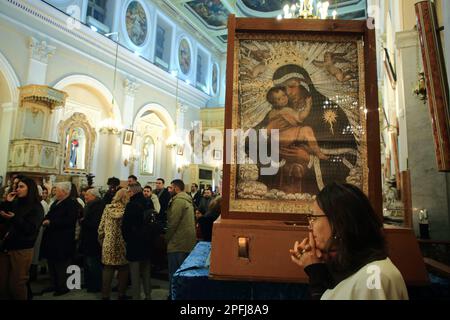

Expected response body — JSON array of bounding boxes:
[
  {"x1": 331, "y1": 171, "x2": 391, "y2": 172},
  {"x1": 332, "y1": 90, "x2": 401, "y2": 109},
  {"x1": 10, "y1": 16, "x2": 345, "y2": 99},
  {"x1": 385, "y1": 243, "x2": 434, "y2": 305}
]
[{"x1": 98, "y1": 202, "x2": 128, "y2": 266}]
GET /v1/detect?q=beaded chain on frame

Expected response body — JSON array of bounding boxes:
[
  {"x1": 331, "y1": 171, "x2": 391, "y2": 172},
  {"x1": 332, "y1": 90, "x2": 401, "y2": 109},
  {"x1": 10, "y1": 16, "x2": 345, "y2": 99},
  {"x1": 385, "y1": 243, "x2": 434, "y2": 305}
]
[{"x1": 228, "y1": 32, "x2": 368, "y2": 215}]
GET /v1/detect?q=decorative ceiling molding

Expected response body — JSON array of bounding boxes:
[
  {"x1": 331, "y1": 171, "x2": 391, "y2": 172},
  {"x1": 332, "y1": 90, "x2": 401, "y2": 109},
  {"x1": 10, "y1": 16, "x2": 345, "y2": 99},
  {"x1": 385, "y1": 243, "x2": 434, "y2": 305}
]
[{"x1": 1, "y1": 0, "x2": 210, "y2": 109}]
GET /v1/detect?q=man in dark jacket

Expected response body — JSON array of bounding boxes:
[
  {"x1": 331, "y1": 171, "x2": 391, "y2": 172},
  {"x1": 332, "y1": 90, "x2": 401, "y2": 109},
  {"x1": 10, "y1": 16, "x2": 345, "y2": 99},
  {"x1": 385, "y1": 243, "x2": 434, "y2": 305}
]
[
  {"x1": 154, "y1": 178, "x2": 171, "y2": 229},
  {"x1": 121, "y1": 183, "x2": 153, "y2": 300},
  {"x1": 197, "y1": 188, "x2": 213, "y2": 216},
  {"x1": 40, "y1": 182, "x2": 78, "y2": 296},
  {"x1": 190, "y1": 183, "x2": 202, "y2": 209},
  {"x1": 79, "y1": 188, "x2": 105, "y2": 292}
]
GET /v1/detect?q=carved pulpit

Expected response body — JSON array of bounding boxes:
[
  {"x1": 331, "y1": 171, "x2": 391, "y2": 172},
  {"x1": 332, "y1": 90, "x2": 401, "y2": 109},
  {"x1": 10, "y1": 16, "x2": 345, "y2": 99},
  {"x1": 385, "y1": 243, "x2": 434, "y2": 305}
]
[{"x1": 8, "y1": 85, "x2": 67, "y2": 175}]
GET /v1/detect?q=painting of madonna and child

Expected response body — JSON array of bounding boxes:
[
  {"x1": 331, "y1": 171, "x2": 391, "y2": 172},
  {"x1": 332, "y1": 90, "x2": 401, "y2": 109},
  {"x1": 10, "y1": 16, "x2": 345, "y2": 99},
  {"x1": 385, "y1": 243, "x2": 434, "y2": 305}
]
[{"x1": 233, "y1": 35, "x2": 368, "y2": 213}]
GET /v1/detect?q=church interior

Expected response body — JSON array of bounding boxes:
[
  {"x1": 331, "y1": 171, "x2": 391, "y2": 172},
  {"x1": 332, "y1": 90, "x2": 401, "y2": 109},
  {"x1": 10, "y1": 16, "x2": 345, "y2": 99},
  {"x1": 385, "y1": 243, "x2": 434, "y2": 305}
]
[{"x1": 0, "y1": 0, "x2": 449, "y2": 301}]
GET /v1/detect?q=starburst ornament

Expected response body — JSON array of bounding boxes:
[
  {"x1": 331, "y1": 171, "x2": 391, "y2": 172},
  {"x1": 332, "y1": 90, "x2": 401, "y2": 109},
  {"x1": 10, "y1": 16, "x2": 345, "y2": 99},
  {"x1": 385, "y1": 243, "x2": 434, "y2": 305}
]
[{"x1": 323, "y1": 110, "x2": 337, "y2": 134}]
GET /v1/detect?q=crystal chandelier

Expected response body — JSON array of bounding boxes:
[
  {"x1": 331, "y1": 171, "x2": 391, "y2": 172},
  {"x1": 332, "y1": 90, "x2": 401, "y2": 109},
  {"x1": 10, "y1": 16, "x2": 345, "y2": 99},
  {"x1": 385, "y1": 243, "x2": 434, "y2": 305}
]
[
  {"x1": 277, "y1": 0, "x2": 337, "y2": 20},
  {"x1": 99, "y1": 117, "x2": 123, "y2": 135}
]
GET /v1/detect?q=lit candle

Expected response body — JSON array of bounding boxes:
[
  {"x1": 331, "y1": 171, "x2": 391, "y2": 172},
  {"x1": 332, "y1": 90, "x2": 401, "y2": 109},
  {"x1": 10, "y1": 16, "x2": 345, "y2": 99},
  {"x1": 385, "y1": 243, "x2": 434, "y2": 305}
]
[
  {"x1": 283, "y1": 4, "x2": 290, "y2": 17},
  {"x1": 290, "y1": 4, "x2": 296, "y2": 15},
  {"x1": 321, "y1": 1, "x2": 329, "y2": 19},
  {"x1": 310, "y1": 0, "x2": 314, "y2": 15},
  {"x1": 300, "y1": 0, "x2": 305, "y2": 12},
  {"x1": 316, "y1": 1, "x2": 321, "y2": 17},
  {"x1": 332, "y1": 9, "x2": 337, "y2": 19}
]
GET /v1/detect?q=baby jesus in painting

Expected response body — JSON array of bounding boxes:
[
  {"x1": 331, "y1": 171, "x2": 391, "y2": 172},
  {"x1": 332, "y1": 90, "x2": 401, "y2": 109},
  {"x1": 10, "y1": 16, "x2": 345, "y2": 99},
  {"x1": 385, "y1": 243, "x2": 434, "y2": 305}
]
[{"x1": 266, "y1": 86, "x2": 328, "y2": 160}]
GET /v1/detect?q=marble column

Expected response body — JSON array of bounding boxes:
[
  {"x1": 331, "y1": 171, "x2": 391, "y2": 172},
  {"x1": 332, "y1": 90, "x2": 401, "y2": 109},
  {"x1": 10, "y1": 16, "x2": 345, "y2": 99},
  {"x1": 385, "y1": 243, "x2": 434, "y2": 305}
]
[
  {"x1": 118, "y1": 78, "x2": 140, "y2": 180},
  {"x1": 0, "y1": 102, "x2": 15, "y2": 177},
  {"x1": 27, "y1": 37, "x2": 56, "y2": 85},
  {"x1": 96, "y1": 130, "x2": 121, "y2": 186},
  {"x1": 396, "y1": 30, "x2": 450, "y2": 240},
  {"x1": 173, "y1": 103, "x2": 188, "y2": 180}
]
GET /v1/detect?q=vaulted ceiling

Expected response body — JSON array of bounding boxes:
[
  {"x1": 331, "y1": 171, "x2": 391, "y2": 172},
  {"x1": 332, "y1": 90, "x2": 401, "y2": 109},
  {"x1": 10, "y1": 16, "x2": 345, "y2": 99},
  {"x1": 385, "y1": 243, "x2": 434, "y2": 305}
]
[{"x1": 154, "y1": 0, "x2": 368, "y2": 54}]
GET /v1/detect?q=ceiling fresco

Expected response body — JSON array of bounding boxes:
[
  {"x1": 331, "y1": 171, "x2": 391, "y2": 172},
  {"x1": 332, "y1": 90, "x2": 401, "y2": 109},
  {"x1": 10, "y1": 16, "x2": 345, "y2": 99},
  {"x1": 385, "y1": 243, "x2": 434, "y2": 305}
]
[
  {"x1": 185, "y1": 0, "x2": 230, "y2": 29},
  {"x1": 156, "y1": 0, "x2": 367, "y2": 53}
]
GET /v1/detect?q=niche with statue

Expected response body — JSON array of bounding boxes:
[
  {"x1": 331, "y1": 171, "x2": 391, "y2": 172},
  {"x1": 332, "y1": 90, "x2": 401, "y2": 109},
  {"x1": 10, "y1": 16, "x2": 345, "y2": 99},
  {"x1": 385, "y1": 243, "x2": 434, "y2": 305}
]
[{"x1": 58, "y1": 112, "x2": 97, "y2": 175}]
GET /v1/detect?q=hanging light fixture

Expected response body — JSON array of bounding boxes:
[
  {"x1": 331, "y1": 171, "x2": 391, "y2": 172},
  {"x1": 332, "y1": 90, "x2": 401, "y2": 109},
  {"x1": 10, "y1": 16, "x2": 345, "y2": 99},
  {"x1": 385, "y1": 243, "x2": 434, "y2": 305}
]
[
  {"x1": 105, "y1": 32, "x2": 119, "y2": 105},
  {"x1": 99, "y1": 32, "x2": 123, "y2": 135},
  {"x1": 277, "y1": 0, "x2": 337, "y2": 20},
  {"x1": 166, "y1": 70, "x2": 184, "y2": 149}
]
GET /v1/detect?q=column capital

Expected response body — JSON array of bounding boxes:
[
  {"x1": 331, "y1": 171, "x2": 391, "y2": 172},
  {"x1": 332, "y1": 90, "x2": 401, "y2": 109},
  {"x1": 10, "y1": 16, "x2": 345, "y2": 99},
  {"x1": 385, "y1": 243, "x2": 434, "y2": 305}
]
[
  {"x1": 177, "y1": 103, "x2": 188, "y2": 113},
  {"x1": 395, "y1": 30, "x2": 419, "y2": 50},
  {"x1": 1, "y1": 102, "x2": 15, "y2": 112},
  {"x1": 123, "y1": 78, "x2": 140, "y2": 96},
  {"x1": 29, "y1": 37, "x2": 56, "y2": 63}
]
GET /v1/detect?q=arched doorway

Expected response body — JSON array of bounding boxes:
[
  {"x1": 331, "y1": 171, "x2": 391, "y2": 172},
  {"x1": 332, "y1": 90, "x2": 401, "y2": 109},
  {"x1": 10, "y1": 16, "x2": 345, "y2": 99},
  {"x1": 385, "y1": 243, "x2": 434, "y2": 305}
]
[
  {"x1": 133, "y1": 103, "x2": 176, "y2": 183},
  {"x1": 0, "y1": 50, "x2": 20, "y2": 179}
]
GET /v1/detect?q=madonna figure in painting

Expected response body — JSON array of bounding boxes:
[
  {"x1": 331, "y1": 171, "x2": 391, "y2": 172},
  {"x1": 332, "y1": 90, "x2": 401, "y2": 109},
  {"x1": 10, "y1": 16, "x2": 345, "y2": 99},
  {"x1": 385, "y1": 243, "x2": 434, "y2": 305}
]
[{"x1": 256, "y1": 64, "x2": 358, "y2": 195}]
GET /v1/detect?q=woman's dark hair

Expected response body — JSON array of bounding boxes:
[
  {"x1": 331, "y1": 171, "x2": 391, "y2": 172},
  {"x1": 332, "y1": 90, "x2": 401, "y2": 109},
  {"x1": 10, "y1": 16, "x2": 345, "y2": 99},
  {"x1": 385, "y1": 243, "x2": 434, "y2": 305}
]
[
  {"x1": 316, "y1": 182, "x2": 387, "y2": 280},
  {"x1": 207, "y1": 196, "x2": 222, "y2": 215},
  {"x1": 17, "y1": 176, "x2": 41, "y2": 206},
  {"x1": 107, "y1": 177, "x2": 121, "y2": 187}
]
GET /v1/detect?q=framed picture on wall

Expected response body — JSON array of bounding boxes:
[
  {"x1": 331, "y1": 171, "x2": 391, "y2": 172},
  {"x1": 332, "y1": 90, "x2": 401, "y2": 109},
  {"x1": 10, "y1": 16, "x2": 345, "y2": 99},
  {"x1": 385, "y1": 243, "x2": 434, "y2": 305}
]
[
  {"x1": 213, "y1": 149, "x2": 222, "y2": 160},
  {"x1": 177, "y1": 144, "x2": 184, "y2": 155},
  {"x1": 123, "y1": 129, "x2": 134, "y2": 145},
  {"x1": 178, "y1": 37, "x2": 192, "y2": 75}
]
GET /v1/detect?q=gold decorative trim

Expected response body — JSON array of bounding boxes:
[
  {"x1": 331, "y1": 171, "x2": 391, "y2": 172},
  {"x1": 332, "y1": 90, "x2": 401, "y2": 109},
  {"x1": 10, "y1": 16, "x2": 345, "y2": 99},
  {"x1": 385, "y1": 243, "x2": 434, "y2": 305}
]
[
  {"x1": 8, "y1": 139, "x2": 60, "y2": 174},
  {"x1": 19, "y1": 85, "x2": 67, "y2": 111},
  {"x1": 58, "y1": 112, "x2": 97, "y2": 175}
]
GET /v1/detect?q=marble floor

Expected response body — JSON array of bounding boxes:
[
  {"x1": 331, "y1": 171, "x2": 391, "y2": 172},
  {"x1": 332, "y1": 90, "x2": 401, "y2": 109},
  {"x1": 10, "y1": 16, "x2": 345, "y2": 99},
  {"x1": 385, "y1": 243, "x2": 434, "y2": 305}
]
[{"x1": 30, "y1": 267, "x2": 170, "y2": 300}]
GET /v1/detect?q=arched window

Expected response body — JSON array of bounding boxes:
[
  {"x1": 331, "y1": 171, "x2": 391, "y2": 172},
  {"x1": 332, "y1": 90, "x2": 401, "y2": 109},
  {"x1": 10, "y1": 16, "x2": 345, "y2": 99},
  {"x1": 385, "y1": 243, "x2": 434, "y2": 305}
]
[
  {"x1": 141, "y1": 136, "x2": 155, "y2": 175},
  {"x1": 87, "y1": 0, "x2": 107, "y2": 23}
]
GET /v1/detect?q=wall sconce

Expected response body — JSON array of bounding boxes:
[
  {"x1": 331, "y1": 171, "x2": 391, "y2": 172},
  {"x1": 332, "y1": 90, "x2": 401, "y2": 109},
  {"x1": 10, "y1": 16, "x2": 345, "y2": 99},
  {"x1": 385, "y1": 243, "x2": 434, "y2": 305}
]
[
  {"x1": 166, "y1": 135, "x2": 183, "y2": 149},
  {"x1": 124, "y1": 148, "x2": 139, "y2": 167},
  {"x1": 413, "y1": 72, "x2": 427, "y2": 102},
  {"x1": 176, "y1": 159, "x2": 191, "y2": 173},
  {"x1": 418, "y1": 208, "x2": 430, "y2": 239},
  {"x1": 99, "y1": 117, "x2": 123, "y2": 135}
]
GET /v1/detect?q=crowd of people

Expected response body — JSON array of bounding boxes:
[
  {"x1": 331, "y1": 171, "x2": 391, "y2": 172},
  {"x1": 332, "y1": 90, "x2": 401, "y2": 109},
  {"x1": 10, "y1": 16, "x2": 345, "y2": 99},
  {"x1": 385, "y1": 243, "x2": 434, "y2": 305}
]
[
  {"x1": 1, "y1": 172, "x2": 409, "y2": 300},
  {"x1": 0, "y1": 174, "x2": 221, "y2": 300}
]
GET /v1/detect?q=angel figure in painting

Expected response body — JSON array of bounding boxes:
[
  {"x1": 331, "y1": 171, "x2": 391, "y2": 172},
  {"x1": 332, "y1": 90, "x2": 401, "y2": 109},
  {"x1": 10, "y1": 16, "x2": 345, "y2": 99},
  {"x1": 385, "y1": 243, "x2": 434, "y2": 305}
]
[
  {"x1": 241, "y1": 43, "x2": 271, "y2": 79},
  {"x1": 312, "y1": 52, "x2": 356, "y2": 83}
]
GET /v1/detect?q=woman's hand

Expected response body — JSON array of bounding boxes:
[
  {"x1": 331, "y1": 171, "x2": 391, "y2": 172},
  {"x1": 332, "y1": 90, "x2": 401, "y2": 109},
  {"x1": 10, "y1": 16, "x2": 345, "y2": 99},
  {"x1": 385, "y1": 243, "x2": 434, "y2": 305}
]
[
  {"x1": 42, "y1": 220, "x2": 50, "y2": 227},
  {"x1": 290, "y1": 232, "x2": 323, "y2": 268},
  {"x1": 6, "y1": 192, "x2": 17, "y2": 202},
  {"x1": 0, "y1": 211, "x2": 15, "y2": 220}
]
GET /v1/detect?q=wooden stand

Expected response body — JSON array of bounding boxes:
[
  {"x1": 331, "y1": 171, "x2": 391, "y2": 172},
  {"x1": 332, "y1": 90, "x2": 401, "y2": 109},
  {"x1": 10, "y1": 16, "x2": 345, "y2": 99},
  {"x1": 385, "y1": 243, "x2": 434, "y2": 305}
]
[
  {"x1": 211, "y1": 16, "x2": 428, "y2": 287},
  {"x1": 210, "y1": 219, "x2": 429, "y2": 286}
]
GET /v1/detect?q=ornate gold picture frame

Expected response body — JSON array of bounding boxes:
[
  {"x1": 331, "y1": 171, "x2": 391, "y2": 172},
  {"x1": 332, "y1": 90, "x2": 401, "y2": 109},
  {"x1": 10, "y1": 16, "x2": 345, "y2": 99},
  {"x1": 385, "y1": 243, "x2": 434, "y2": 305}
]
[{"x1": 222, "y1": 16, "x2": 381, "y2": 220}]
